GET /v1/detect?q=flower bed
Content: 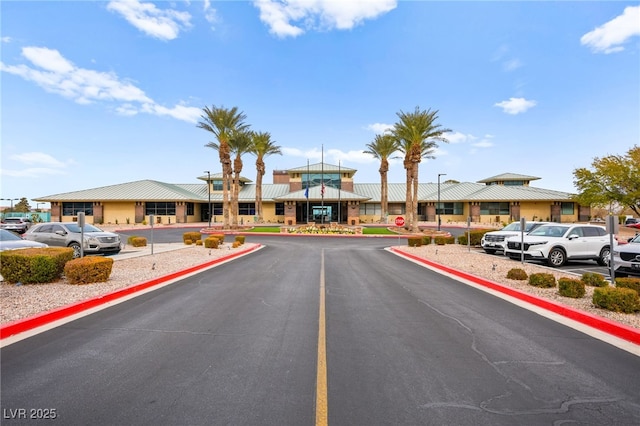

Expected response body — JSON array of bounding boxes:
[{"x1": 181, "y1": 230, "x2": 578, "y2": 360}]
[{"x1": 285, "y1": 224, "x2": 357, "y2": 235}]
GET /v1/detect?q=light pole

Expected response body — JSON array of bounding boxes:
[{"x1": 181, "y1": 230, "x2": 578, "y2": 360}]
[
  {"x1": 437, "y1": 174, "x2": 446, "y2": 231},
  {"x1": 1, "y1": 198, "x2": 19, "y2": 211},
  {"x1": 204, "y1": 171, "x2": 211, "y2": 228}
]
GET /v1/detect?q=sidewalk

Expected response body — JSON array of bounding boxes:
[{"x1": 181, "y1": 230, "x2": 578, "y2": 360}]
[{"x1": 110, "y1": 243, "x2": 193, "y2": 260}]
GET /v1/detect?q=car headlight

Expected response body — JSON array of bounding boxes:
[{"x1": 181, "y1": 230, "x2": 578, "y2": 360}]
[
  {"x1": 527, "y1": 241, "x2": 548, "y2": 246},
  {"x1": 86, "y1": 236, "x2": 99, "y2": 244}
]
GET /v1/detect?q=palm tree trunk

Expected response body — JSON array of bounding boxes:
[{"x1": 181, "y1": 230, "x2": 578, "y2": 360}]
[
  {"x1": 405, "y1": 162, "x2": 412, "y2": 229},
  {"x1": 256, "y1": 157, "x2": 265, "y2": 222},
  {"x1": 412, "y1": 162, "x2": 420, "y2": 233}
]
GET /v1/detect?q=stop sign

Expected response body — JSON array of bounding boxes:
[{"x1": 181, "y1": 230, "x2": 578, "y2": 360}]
[{"x1": 395, "y1": 216, "x2": 405, "y2": 227}]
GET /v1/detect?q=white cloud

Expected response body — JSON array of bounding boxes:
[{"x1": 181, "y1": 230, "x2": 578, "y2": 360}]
[
  {"x1": 253, "y1": 0, "x2": 397, "y2": 38},
  {"x1": 107, "y1": 0, "x2": 192, "y2": 41},
  {"x1": 10, "y1": 152, "x2": 68, "y2": 168},
  {"x1": 365, "y1": 122, "x2": 393, "y2": 134},
  {"x1": 503, "y1": 58, "x2": 523, "y2": 72},
  {"x1": 494, "y1": 97, "x2": 537, "y2": 115},
  {"x1": 2, "y1": 36, "x2": 12, "y2": 43},
  {"x1": 581, "y1": 5, "x2": 640, "y2": 54},
  {"x1": 444, "y1": 132, "x2": 474, "y2": 144},
  {"x1": 1, "y1": 46, "x2": 201, "y2": 123},
  {"x1": 202, "y1": 0, "x2": 219, "y2": 28},
  {"x1": 1, "y1": 152, "x2": 72, "y2": 178}
]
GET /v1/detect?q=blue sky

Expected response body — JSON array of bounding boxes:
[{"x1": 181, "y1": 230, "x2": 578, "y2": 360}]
[{"x1": 1, "y1": 0, "x2": 639, "y2": 209}]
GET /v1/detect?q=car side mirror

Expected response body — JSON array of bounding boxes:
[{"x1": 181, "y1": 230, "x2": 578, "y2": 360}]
[
  {"x1": 55, "y1": 230, "x2": 66, "y2": 236},
  {"x1": 567, "y1": 234, "x2": 579, "y2": 240}
]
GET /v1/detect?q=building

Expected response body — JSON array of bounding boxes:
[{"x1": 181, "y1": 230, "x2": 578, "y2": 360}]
[{"x1": 34, "y1": 164, "x2": 587, "y2": 226}]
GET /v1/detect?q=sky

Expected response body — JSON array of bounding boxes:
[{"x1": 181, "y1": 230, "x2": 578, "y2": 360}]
[{"x1": 1, "y1": 0, "x2": 639, "y2": 209}]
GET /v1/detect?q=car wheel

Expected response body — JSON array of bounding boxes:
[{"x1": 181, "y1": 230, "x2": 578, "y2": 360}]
[
  {"x1": 484, "y1": 249, "x2": 497, "y2": 255},
  {"x1": 547, "y1": 248, "x2": 566, "y2": 267},
  {"x1": 597, "y1": 246, "x2": 610, "y2": 266},
  {"x1": 69, "y1": 242, "x2": 82, "y2": 258}
]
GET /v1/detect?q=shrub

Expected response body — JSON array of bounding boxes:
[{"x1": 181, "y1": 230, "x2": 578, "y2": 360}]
[
  {"x1": 130, "y1": 237, "x2": 147, "y2": 247},
  {"x1": 434, "y1": 236, "x2": 455, "y2": 245},
  {"x1": 0, "y1": 247, "x2": 73, "y2": 284},
  {"x1": 184, "y1": 239, "x2": 193, "y2": 245},
  {"x1": 204, "y1": 237, "x2": 219, "y2": 249},
  {"x1": 421, "y1": 236, "x2": 432, "y2": 245},
  {"x1": 558, "y1": 277, "x2": 586, "y2": 298},
  {"x1": 235, "y1": 235, "x2": 245, "y2": 244},
  {"x1": 64, "y1": 256, "x2": 114, "y2": 285},
  {"x1": 209, "y1": 234, "x2": 225, "y2": 244},
  {"x1": 592, "y1": 287, "x2": 640, "y2": 314},
  {"x1": 232, "y1": 241, "x2": 242, "y2": 248},
  {"x1": 183, "y1": 232, "x2": 201, "y2": 244},
  {"x1": 407, "y1": 237, "x2": 422, "y2": 247},
  {"x1": 195, "y1": 239, "x2": 203, "y2": 246},
  {"x1": 458, "y1": 229, "x2": 492, "y2": 246},
  {"x1": 528, "y1": 273, "x2": 556, "y2": 288},
  {"x1": 615, "y1": 277, "x2": 640, "y2": 294},
  {"x1": 506, "y1": 268, "x2": 528, "y2": 280},
  {"x1": 581, "y1": 272, "x2": 608, "y2": 287}
]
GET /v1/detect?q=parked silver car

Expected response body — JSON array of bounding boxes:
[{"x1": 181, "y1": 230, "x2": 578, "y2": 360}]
[
  {"x1": 0, "y1": 217, "x2": 32, "y2": 234},
  {"x1": 612, "y1": 234, "x2": 640, "y2": 277},
  {"x1": 24, "y1": 222, "x2": 122, "y2": 258},
  {"x1": 0, "y1": 229, "x2": 48, "y2": 251}
]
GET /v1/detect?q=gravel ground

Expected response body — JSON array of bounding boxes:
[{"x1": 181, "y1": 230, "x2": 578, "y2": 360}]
[
  {"x1": 0, "y1": 243, "x2": 259, "y2": 324},
  {"x1": 1, "y1": 239, "x2": 639, "y2": 332}
]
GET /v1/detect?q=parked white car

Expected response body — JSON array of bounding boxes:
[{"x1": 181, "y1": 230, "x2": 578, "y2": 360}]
[
  {"x1": 612, "y1": 233, "x2": 640, "y2": 277},
  {"x1": 504, "y1": 224, "x2": 611, "y2": 267},
  {"x1": 481, "y1": 221, "x2": 549, "y2": 254}
]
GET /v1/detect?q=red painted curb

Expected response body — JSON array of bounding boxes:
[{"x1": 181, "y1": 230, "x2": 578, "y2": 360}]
[
  {"x1": 0, "y1": 245, "x2": 262, "y2": 341},
  {"x1": 391, "y1": 247, "x2": 640, "y2": 346}
]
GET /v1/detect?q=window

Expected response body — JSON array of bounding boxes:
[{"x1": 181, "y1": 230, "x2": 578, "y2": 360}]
[
  {"x1": 561, "y1": 202, "x2": 574, "y2": 215},
  {"x1": 186, "y1": 203, "x2": 194, "y2": 216},
  {"x1": 582, "y1": 227, "x2": 605, "y2": 237},
  {"x1": 212, "y1": 203, "x2": 223, "y2": 215},
  {"x1": 436, "y1": 202, "x2": 464, "y2": 215},
  {"x1": 388, "y1": 204, "x2": 405, "y2": 215},
  {"x1": 504, "y1": 180, "x2": 525, "y2": 186},
  {"x1": 359, "y1": 203, "x2": 381, "y2": 215},
  {"x1": 62, "y1": 202, "x2": 93, "y2": 216},
  {"x1": 145, "y1": 202, "x2": 176, "y2": 215},
  {"x1": 302, "y1": 173, "x2": 341, "y2": 189},
  {"x1": 275, "y1": 203, "x2": 284, "y2": 215},
  {"x1": 239, "y1": 203, "x2": 256, "y2": 215},
  {"x1": 479, "y1": 202, "x2": 510, "y2": 215}
]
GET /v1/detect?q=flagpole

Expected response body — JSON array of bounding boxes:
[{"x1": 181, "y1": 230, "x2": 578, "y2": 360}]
[
  {"x1": 306, "y1": 159, "x2": 310, "y2": 223},
  {"x1": 321, "y1": 144, "x2": 324, "y2": 225},
  {"x1": 338, "y1": 160, "x2": 341, "y2": 224}
]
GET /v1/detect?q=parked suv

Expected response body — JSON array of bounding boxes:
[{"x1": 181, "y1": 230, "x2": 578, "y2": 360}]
[
  {"x1": 481, "y1": 221, "x2": 549, "y2": 255},
  {"x1": 0, "y1": 217, "x2": 32, "y2": 234},
  {"x1": 612, "y1": 233, "x2": 640, "y2": 277},
  {"x1": 504, "y1": 224, "x2": 611, "y2": 267},
  {"x1": 24, "y1": 222, "x2": 122, "y2": 258}
]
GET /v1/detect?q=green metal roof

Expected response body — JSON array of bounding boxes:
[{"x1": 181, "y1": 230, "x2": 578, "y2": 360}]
[{"x1": 34, "y1": 170, "x2": 574, "y2": 204}]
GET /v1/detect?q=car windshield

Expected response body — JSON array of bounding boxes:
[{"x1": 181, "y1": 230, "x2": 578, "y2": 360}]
[
  {"x1": 0, "y1": 229, "x2": 22, "y2": 241},
  {"x1": 528, "y1": 225, "x2": 570, "y2": 237},
  {"x1": 630, "y1": 234, "x2": 640, "y2": 244},
  {"x1": 64, "y1": 224, "x2": 104, "y2": 233},
  {"x1": 501, "y1": 222, "x2": 521, "y2": 231}
]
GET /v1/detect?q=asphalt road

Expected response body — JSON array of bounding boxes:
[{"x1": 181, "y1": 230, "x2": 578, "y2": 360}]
[{"x1": 1, "y1": 236, "x2": 639, "y2": 425}]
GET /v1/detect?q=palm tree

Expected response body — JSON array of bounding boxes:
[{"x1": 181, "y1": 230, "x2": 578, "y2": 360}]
[
  {"x1": 363, "y1": 133, "x2": 399, "y2": 222},
  {"x1": 197, "y1": 106, "x2": 249, "y2": 229},
  {"x1": 229, "y1": 130, "x2": 254, "y2": 227},
  {"x1": 250, "y1": 131, "x2": 282, "y2": 222},
  {"x1": 392, "y1": 106, "x2": 450, "y2": 232}
]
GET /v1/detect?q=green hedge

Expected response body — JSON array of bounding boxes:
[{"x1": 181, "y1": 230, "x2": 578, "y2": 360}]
[
  {"x1": 0, "y1": 247, "x2": 73, "y2": 284},
  {"x1": 593, "y1": 287, "x2": 640, "y2": 313},
  {"x1": 528, "y1": 273, "x2": 556, "y2": 288},
  {"x1": 558, "y1": 277, "x2": 586, "y2": 298}
]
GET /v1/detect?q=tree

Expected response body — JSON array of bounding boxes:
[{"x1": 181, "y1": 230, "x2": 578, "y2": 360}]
[
  {"x1": 197, "y1": 106, "x2": 250, "y2": 229},
  {"x1": 229, "y1": 130, "x2": 254, "y2": 227},
  {"x1": 392, "y1": 106, "x2": 450, "y2": 232},
  {"x1": 13, "y1": 198, "x2": 31, "y2": 213},
  {"x1": 251, "y1": 131, "x2": 282, "y2": 222},
  {"x1": 363, "y1": 133, "x2": 399, "y2": 221},
  {"x1": 573, "y1": 145, "x2": 640, "y2": 216}
]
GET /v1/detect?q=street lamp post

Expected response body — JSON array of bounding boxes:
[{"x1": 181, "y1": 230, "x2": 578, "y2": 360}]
[
  {"x1": 204, "y1": 171, "x2": 211, "y2": 228},
  {"x1": 1, "y1": 198, "x2": 19, "y2": 211},
  {"x1": 437, "y1": 174, "x2": 446, "y2": 231}
]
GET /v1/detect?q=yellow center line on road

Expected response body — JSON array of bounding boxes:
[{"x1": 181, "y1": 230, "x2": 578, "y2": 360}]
[{"x1": 316, "y1": 250, "x2": 328, "y2": 426}]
